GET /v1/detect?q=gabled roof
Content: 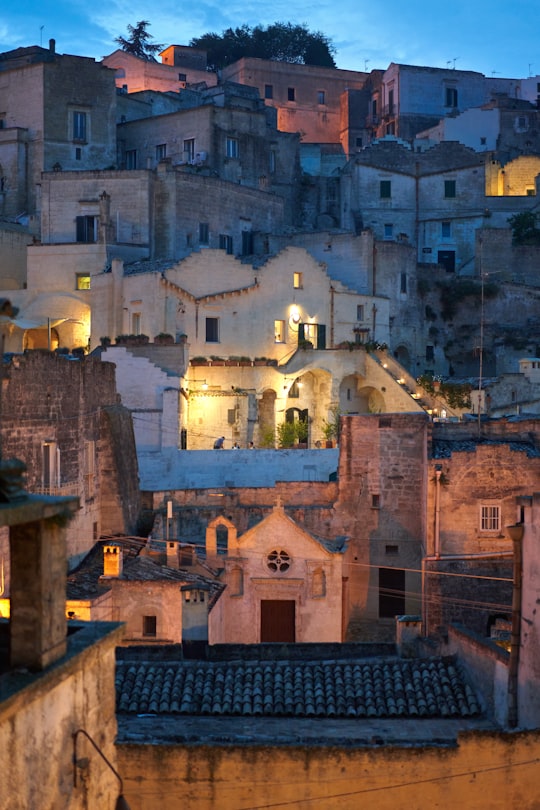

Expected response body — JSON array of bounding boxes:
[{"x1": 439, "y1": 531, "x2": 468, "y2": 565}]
[
  {"x1": 116, "y1": 655, "x2": 481, "y2": 719},
  {"x1": 235, "y1": 504, "x2": 347, "y2": 556}
]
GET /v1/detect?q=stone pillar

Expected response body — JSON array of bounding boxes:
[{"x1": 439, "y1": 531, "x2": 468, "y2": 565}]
[{"x1": 9, "y1": 517, "x2": 68, "y2": 670}]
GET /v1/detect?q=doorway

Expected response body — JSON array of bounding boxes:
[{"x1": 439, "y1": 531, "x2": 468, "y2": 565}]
[
  {"x1": 260, "y1": 599, "x2": 295, "y2": 642},
  {"x1": 378, "y1": 567, "x2": 406, "y2": 618}
]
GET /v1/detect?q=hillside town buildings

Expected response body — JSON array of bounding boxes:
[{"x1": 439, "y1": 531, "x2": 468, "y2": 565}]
[{"x1": 1, "y1": 29, "x2": 540, "y2": 809}]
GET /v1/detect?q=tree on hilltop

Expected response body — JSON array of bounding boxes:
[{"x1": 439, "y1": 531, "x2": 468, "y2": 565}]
[
  {"x1": 115, "y1": 21, "x2": 164, "y2": 61},
  {"x1": 190, "y1": 22, "x2": 336, "y2": 71}
]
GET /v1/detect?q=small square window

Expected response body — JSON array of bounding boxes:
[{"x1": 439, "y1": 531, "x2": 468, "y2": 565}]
[
  {"x1": 178, "y1": 72, "x2": 187, "y2": 82},
  {"x1": 385, "y1": 544, "x2": 399, "y2": 555},
  {"x1": 355, "y1": 136, "x2": 363, "y2": 148},
  {"x1": 156, "y1": 143, "x2": 167, "y2": 161},
  {"x1": 372, "y1": 494, "x2": 380, "y2": 508},
  {"x1": 444, "y1": 180, "x2": 456, "y2": 198},
  {"x1": 143, "y1": 615, "x2": 157, "y2": 637},
  {"x1": 226, "y1": 137, "x2": 239, "y2": 158},
  {"x1": 264, "y1": 84, "x2": 273, "y2": 99},
  {"x1": 287, "y1": 87, "x2": 295, "y2": 102},
  {"x1": 380, "y1": 180, "x2": 391, "y2": 198},
  {"x1": 480, "y1": 137, "x2": 487, "y2": 146},
  {"x1": 206, "y1": 317, "x2": 219, "y2": 343},
  {"x1": 76, "y1": 274, "x2": 91, "y2": 291},
  {"x1": 293, "y1": 272, "x2": 303, "y2": 289}
]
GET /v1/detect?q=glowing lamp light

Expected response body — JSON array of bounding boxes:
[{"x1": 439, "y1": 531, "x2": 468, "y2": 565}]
[{"x1": 290, "y1": 306, "x2": 300, "y2": 324}]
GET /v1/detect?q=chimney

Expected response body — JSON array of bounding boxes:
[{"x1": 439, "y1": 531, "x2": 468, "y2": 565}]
[
  {"x1": 166, "y1": 540, "x2": 179, "y2": 568},
  {"x1": 103, "y1": 542, "x2": 123, "y2": 577},
  {"x1": 49, "y1": 39, "x2": 56, "y2": 54}
]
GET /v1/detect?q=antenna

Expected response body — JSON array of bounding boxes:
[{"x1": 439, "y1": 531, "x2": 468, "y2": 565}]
[
  {"x1": 364, "y1": 59, "x2": 370, "y2": 72},
  {"x1": 40, "y1": 25, "x2": 44, "y2": 47}
]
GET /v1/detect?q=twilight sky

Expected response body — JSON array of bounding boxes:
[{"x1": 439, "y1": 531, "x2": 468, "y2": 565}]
[{"x1": 1, "y1": 0, "x2": 538, "y2": 78}]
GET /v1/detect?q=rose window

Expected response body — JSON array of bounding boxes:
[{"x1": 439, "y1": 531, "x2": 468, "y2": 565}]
[{"x1": 266, "y1": 549, "x2": 291, "y2": 573}]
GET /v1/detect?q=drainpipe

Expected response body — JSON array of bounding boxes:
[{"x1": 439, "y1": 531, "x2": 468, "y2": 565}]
[
  {"x1": 330, "y1": 285, "x2": 335, "y2": 348},
  {"x1": 434, "y1": 466, "x2": 442, "y2": 559},
  {"x1": 507, "y1": 523, "x2": 524, "y2": 728}
]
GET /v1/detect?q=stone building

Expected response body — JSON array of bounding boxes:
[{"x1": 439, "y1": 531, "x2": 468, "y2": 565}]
[
  {"x1": 0, "y1": 41, "x2": 117, "y2": 226},
  {"x1": 103, "y1": 46, "x2": 217, "y2": 95},
  {"x1": 0, "y1": 351, "x2": 140, "y2": 569},
  {"x1": 207, "y1": 503, "x2": 346, "y2": 643}
]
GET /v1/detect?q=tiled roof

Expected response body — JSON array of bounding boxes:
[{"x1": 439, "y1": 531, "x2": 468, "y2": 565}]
[{"x1": 116, "y1": 656, "x2": 480, "y2": 719}]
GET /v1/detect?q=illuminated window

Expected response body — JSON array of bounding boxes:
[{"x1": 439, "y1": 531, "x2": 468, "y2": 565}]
[
  {"x1": 293, "y1": 272, "x2": 303, "y2": 289},
  {"x1": 274, "y1": 319, "x2": 285, "y2": 342},
  {"x1": 76, "y1": 274, "x2": 91, "y2": 291},
  {"x1": 142, "y1": 615, "x2": 157, "y2": 637},
  {"x1": 480, "y1": 504, "x2": 501, "y2": 533}
]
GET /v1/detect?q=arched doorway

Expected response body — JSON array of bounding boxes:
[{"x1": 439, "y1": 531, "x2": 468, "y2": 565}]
[{"x1": 394, "y1": 344, "x2": 411, "y2": 370}]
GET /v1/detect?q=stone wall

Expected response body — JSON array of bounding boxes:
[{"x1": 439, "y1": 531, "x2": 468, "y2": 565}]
[{"x1": 117, "y1": 729, "x2": 540, "y2": 810}]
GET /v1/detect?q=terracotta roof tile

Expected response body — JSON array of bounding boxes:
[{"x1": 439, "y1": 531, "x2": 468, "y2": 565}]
[{"x1": 116, "y1": 657, "x2": 480, "y2": 720}]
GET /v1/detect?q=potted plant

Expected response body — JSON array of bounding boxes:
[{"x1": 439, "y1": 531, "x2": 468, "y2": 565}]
[
  {"x1": 210, "y1": 355, "x2": 226, "y2": 366},
  {"x1": 154, "y1": 332, "x2": 175, "y2": 345},
  {"x1": 99, "y1": 336, "x2": 111, "y2": 348},
  {"x1": 254, "y1": 357, "x2": 268, "y2": 366},
  {"x1": 322, "y1": 406, "x2": 341, "y2": 448},
  {"x1": 190, "y1": 356, "x2": 208, "y2": 366}
]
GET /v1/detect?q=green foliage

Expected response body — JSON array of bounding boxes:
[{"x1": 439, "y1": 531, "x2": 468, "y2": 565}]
[
  {"x1": 277, "y1": 418, "x2": 308, "y2": 447},
  {"x1": 259, "y1": 427, "x2": 276, "y2": 448},
  {"x1": 115, "y1": 20, "x2": 163, "y2": 61},
  {"x1": 417, "y1": 374, "x2": 472, "y2": 409},
  {"x1": 190, "y1": 22, "x2": 336, "y2": 71},
  {"x1": 322, "y1": 406, "x2": 341, "y2": 441},
  {"x1": 508, "y1": 211, "x2": 540, "y2": 245}
]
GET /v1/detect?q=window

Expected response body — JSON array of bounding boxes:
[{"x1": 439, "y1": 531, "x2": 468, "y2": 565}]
[
  {"x1": 226, "y1": 137, "x2": 239, "y2": 158},
  {"x1": 264, "y1": 84, "x2": 273, "y2": 99},
  {"x1": 357, "y1": 304, "x2": 365, "y2": 321},
  {"x1": 480, "y1": 137, "x2": 487, "y2": 146},
  {"x1": 42, "y1": 441, "x2": 59, "y2": 491},
  {"x1": 142, "y1": 615, "x2": 157, "y2": 637},
  {"x1": 242, "y1": 230, "x2": 254, "y2": 256},
  {"x1": 355, "y1": 137, "x2": 363, "y2": 148},
  {"x1": 380, "y1": 180, "x2": 391, "y2": 198},
  {"x1": 480, "y1": 504, "x2": 501, "y2": 533},
  {"x1": 76, "y1": 274, "x2": 91, "y2": 291},
  {"x1": 293, "y1": 272, "x2": 303, "y2": 289},
  {"x1": 178, "y1": 72, "x2": 186, "y2": 82},
  {"x1": 384, "y1": 223, "x2": 393, "y2": 240},
  {"x1": 400, "y1": 272, "x2": 407, "y2": 294},
  {"x1": 274, "y1": 319, "x2": 285, "y2": 342},
  {"x1": 267, "y1": 549, "x2": 291, "y2": 573},
  {"x1": 75, "y1": 215, "x2": 97, "y2": 243},
  {"x1": 75, "y1": 147, "x2": 82, "y2": 161},
  {"x1": 385, "y1": 545, "x2": 399, "y2": 555},
  {"x1": 156, "y1": 143, "x2": 167, "y2": 161},
  {"x1": 445, "y1": 87, "x2": 458, "y2": 108},
  {"x1": 183, "y1": 138, "x2": 195, "y2": 162},
  {"x1": 426, "y1": 345, "x2": 434, "y2": 362},
  {"x1": 132, "y1": 312, "x2": 141, "y2": 335},
  {"x1": 206, "y1": 317, "x2": 219, "y2": 343},
  {"x1": 444, "y1": 180, "x2": 456, "y2": 198},
  {"x1": 199, "y1": 222, "x2": 209, "y2": 244},
  {"x1": 371, "y1": 493, "x2": 380, "y2": 508},
  {"x1": 372, "y1": 99, "x2": 378, "y2": 117},
  {"x1": 73, "y1": 111, "x2": 87, "y2": 141},
  {"x1": 442, "y1": 221, "x2": 451, "y2": 238},
  {"x1": 219, "y1": 234, "x2": 233, "y2": 254},
  {"x1": 317, "y1": 90, "x2": 325, "y2": 104},
  {"x1": 287, "y1": 87, "x2": 295, "y2": 102},
  {"x1": 125, "y1": 149, "x2": 137, "y2": 169},
  {"x1": 84, "y1": 440, "x2": 95, "y2": 500}
]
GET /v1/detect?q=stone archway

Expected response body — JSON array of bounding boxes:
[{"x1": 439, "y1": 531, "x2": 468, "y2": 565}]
[{"x1": 205, "y1": 515, "x2": 237, "y2": 560}]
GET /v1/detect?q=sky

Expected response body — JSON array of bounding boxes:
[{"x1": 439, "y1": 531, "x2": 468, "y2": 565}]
[{"x1": 1, "y1": 0, "x2": 539, "y2": 79}]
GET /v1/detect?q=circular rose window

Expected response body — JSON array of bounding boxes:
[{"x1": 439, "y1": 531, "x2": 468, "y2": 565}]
[{"x1": 267, "y1": 549, "x2": 291, "y2": 573}]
